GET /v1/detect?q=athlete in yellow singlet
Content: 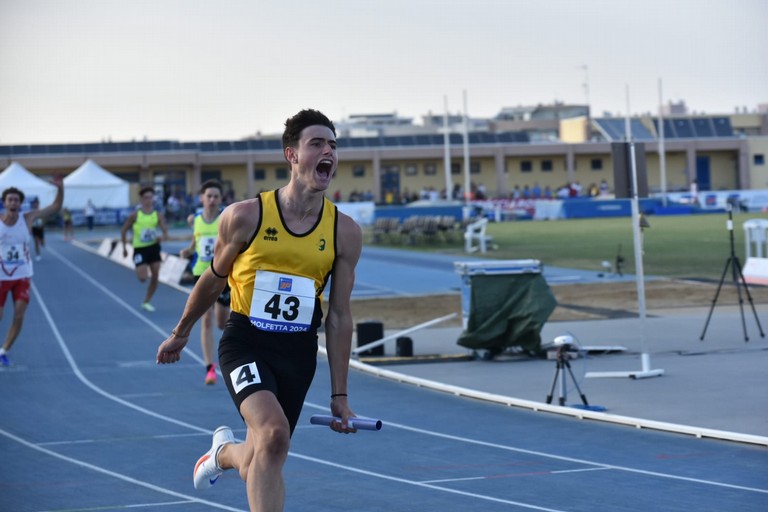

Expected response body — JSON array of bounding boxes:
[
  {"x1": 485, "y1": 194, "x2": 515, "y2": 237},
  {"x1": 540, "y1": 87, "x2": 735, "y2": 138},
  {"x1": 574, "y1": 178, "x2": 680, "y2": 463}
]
[
  {"x1": 179, "y1": 179, "x2": 230, "y2": 385},
  {"x1": 120, "y1": 186, "x2": 169, "y2": 312},
  {"x1": 157, "y1": 109, "x2": 363, "y2": 511}
]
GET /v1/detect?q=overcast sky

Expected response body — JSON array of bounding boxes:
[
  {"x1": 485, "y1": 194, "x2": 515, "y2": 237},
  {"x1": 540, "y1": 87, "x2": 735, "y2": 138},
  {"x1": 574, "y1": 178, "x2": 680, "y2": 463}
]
[{"x1": 1, "y1": 0, "x2": 765, "y2": 144}]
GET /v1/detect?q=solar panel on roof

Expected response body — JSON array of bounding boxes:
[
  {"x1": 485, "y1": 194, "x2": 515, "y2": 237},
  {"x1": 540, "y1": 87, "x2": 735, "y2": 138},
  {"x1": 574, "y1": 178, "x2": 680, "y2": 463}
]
[
  {"x1": 673, "y1": 119, "x2": 694, "y2": 138},
  {"x1": 712, "y1": 117, "x2": 734, "y2": 137},
  {"x1": 692, "y1": 118, "x2": 714, "y2": 137}
]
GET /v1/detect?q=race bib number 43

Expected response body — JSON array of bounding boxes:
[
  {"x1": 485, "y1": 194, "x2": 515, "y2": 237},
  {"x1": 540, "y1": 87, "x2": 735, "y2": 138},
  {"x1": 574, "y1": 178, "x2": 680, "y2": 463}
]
[{"x1": 249, "y1": 271, "x2": 316, "y2": 332}]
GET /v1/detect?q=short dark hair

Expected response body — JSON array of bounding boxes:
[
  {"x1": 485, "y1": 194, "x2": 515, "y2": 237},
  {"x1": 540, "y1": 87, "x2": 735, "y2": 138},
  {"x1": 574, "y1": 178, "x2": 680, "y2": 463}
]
[
  {"x1": 282, "y1": 109, "x2": 336, "y2": 151},
  {"x1": 139, "y1": 186, "x2": 154, "y2": 196},
  {"x1": 200, "y1": 179, "x2": 223, "y2": 195},
  {"x1": 2, "y1": 187, "x2": 24, "y2": 203}
]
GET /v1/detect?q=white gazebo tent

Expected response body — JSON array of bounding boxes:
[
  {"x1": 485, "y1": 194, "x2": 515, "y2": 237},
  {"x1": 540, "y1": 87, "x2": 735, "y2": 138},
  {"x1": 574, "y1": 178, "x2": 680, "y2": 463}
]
[
  {"x1": 63, "y1": 159, "x2": 130, "y2": 209},
  {"x1": 0, "y1": 162, "x2": 57, "y2": 207}
]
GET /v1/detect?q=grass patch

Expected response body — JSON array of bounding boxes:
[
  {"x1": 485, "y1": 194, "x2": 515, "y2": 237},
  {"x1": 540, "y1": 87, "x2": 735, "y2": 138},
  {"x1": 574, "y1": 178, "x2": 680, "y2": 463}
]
[{"x1": 366, "y1": 211, "x2": 768, "y2": 280}]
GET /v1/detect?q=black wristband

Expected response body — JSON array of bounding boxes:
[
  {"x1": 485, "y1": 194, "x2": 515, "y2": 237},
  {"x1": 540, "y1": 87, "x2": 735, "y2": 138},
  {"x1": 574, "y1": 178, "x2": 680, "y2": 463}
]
[{"x1": 330, "y1": 393, "x2": 348, "y2": 399}]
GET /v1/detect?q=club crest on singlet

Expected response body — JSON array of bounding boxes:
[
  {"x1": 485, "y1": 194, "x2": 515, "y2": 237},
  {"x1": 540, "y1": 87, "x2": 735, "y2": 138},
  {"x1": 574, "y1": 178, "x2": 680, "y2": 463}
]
[{"x1": 249, "y1": 270, "x2": 316, "y2": 332}]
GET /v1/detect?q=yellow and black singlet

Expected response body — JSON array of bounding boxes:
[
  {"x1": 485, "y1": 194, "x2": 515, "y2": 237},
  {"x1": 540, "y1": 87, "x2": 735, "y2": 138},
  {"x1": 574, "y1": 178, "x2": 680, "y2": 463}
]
[{"x1": 229, "y1": 189, "x2": 337, "y2": 333}]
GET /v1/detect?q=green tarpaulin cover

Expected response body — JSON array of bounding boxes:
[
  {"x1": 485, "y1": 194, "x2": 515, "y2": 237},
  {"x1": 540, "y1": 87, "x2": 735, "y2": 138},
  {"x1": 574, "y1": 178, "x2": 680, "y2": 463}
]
[{"x1": 457, "y1": 273, "x2": 557, "y2": 353}]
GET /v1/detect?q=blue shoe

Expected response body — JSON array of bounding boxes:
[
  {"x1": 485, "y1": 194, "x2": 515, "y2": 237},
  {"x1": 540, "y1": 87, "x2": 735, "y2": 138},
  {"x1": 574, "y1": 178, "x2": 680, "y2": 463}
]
[{"x1": 0, "y1": 354, "x2": 9, "y2": 366}]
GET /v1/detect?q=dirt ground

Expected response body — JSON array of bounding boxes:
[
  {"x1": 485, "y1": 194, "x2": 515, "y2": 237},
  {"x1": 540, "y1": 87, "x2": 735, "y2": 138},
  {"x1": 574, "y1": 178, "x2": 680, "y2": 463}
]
[{"x1": 344, "y1": 279, "x2": 768, "y2": 329}]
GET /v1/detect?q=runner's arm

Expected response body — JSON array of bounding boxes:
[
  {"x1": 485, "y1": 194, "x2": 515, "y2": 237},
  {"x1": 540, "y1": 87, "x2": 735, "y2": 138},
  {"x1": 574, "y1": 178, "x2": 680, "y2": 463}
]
[
  {"x1": 120, "y1": 212, "x2": 137, "y2": 255},
  {"x1": 157, "y1": 201, "x2": 256, "y2": 363},
  {"x1": 325, "y1": 213, "x2": 363, "y2": 429},
  {"x1": 26, "y1": 176, "x2": 63, "y2": 227}
]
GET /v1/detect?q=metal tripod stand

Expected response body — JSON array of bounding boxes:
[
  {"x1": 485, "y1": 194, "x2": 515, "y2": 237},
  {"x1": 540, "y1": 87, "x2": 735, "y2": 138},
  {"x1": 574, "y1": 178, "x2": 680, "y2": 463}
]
[
  {"x1": 545, "y1": 345, "x2": 589, "y2": 406},
  {"x1": 700, "y1": 205, "x2": 765, "y2": 342}
]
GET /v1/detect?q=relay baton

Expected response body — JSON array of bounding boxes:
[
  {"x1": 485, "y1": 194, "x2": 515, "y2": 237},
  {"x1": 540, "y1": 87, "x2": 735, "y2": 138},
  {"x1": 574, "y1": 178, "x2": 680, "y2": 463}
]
[{"x1": 310, "y1": 415, "x2": 383, "y2": 431}]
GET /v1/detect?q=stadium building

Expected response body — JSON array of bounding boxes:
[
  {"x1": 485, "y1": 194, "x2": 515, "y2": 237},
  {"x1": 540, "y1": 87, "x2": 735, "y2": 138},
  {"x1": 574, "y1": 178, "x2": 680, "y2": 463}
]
[{"x1": 2, "y1": 102, "x2": 766, "y2": 209}]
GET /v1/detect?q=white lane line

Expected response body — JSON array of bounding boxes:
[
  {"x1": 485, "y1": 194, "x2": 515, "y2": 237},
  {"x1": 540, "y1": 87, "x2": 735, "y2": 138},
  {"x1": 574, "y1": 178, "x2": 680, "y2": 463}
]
[
  {"x1": 287, "y1": 451, "x2": 567, "y2": 512},
  {"x1": 35, "y1": 499, "x2": 195, "y2": 511},
  {"x1": 0, "y1": 426, "x2": 244, "y2": 512},
  {"x1": 374, "y1": 421, "x2": 768, "y2": 494},
  {"x1": 36, "y1": 244, "x2": 768, "y2": 507},
  {"x1": 37, "y1": 246, "x2": 568, "y2": 510}
]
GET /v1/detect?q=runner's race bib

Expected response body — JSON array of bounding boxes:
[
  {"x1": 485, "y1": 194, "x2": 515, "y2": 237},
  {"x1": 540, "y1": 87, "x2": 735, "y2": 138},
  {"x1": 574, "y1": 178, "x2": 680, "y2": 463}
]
[
  {"x1": 140, "y1": 228, "x2": 157, "y2": 243},
  {"x1": 249, "y1": 270, "x2": 315, "y2": 332},
  {"x1": 197, "y1": 235, "x2": 216, "y2": 262},
  {"x1": 1, "y1": 243, "x2": 23, "y2": 266}
]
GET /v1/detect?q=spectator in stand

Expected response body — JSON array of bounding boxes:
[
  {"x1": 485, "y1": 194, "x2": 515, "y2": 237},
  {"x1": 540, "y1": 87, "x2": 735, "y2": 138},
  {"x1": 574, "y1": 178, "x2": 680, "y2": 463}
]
[
  {"x1": 475, "y1": 183, "x2": 487, "y2": 200},
  {"x1": 543, "y1": 185, "x2": 553, "y2": 198},
  {"x1": 532, "y1": 182, "x2": 542, "y2": 198},
  {"x1": 599, "y1": 179, "x2": 610, "y2": 197},
  {"x1": 690, "y1": 179, "x2": 699, "y2": 206},
  {"x1": 511, "y1": 184, "x2": 521, "y2": 200},
  {"x1": 452, "y1": 183, "x2": 462, "y2": 200},
  {"x1": 522, "y1": 185, "x2": 531, "y2": 199}
]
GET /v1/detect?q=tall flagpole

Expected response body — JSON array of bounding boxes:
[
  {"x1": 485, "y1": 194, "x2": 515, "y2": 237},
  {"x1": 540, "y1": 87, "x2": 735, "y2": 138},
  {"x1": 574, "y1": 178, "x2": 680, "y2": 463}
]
[
  {"x1": 462, "y1": 90, "x2": 471, "y2": 207},
  {"x1": 658, "y1": 78, "x2": 668, "y2": 207},
  {"x1": 586, "y1": 84, "x2": 664, "y2": 380},
  {"x1": 443, "y1": 96, "x2": 452, "y2": 200}
]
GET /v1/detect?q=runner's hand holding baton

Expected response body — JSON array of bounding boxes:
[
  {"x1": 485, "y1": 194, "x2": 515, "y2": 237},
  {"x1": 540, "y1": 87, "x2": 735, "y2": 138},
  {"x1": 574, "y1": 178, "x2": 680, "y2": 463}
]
[{"x1": 310, "y1": 415, "x2": 383, "y2": 431}]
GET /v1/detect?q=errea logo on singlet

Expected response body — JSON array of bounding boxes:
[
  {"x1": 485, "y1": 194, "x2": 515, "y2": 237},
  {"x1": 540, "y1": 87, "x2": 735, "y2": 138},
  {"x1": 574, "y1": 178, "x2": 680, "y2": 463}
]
[{"x1": 264, "y1": 227, "x2": 278, "y2": 242}]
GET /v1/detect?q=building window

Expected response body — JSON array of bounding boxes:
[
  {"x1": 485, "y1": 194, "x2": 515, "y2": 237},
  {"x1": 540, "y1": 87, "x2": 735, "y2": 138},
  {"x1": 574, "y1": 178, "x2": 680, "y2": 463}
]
[
  {"x1": 451, "y1": 163, "x2": 461, "y2": 175},
  {"x1": 352, "y1": 165, "x2": 365, "y2": 177},
  {"x1": 755, "y1": 154, "x2": 765, "y2": 166},
  {"x1": 382, "y1": 164, "x2": 400, "y2": 174},
  {"x1": 424, "y1": 163, "x2": 437, "y2": 175},
  {"x1": 541, "y1": 160, "x2": 553, "y2": 172},
  {"x1": 201, "y1": 170, "x2": 222, "y2": 183},
  {"x1": 591, "y1": 158, "x2": 603, "y2": 170},
  {"x1": 253, "y1": 169, "x2": 266, "y2": 180},
  {"x1": 115, "y1": 172, "x2": 139, "y2": 183},
  {"x1": 275, "y1": 167, "x2": 289, "y2": 180},
  {"x1": 470, "y1": 162, "x2": 481, "y2": 174},
  {"x1": 520, "y1": 160, "x2": 532, "y2": 172},
  {"x1": 405, "y1": 163, "x2": 418, "y2": 176}
]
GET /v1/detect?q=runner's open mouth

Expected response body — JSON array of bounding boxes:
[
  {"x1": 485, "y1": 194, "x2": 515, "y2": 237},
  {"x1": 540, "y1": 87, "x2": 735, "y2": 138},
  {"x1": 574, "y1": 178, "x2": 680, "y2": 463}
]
[{"x1": 316, "y1": 160, "x2": 333, "y2": 175}]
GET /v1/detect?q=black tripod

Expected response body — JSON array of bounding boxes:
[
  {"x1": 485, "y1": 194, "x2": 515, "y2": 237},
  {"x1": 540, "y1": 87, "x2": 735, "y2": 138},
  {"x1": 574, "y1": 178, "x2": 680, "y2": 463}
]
[
  {"x1": 545, "y1": 345, "x2": 589, "y2": 406},
  {"x1": 700, "y1": 205, "x2": 765, "y2": 342}
]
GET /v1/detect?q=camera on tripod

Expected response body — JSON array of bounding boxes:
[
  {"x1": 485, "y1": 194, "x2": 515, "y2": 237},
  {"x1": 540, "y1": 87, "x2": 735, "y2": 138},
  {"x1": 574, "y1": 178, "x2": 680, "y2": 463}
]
[{"x1": 546, "y1": 334, "x2": 589, "y2": 407}]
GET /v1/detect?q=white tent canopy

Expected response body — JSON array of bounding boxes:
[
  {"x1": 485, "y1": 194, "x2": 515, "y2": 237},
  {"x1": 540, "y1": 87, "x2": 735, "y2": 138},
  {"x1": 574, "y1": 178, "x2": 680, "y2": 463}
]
[
  {"x1": 0, "y1": 161, "x2": 58, "y2": 206},
  {"x1": 63, "y1": 159, "x2": 130, "y2": 209}
]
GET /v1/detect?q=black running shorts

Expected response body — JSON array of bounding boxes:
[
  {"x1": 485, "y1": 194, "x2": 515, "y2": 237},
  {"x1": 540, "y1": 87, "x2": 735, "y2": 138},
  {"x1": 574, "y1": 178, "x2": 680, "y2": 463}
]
[
  {"x1": 218, "y1": 312, "x2": 318, "y2": 434},
  {"x1": 132, "y1": 243, "x2": 162, "y2": 267}
]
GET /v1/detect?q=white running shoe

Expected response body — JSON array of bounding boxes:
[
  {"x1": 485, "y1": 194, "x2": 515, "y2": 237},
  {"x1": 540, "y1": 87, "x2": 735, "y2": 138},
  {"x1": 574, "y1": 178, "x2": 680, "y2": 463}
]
[
  {"x1": 141, "y1": 302, "x2": 156, "y2": 312},
  {"x1": 193, "y1": 426, "x2": 235, "y2": 490}
]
